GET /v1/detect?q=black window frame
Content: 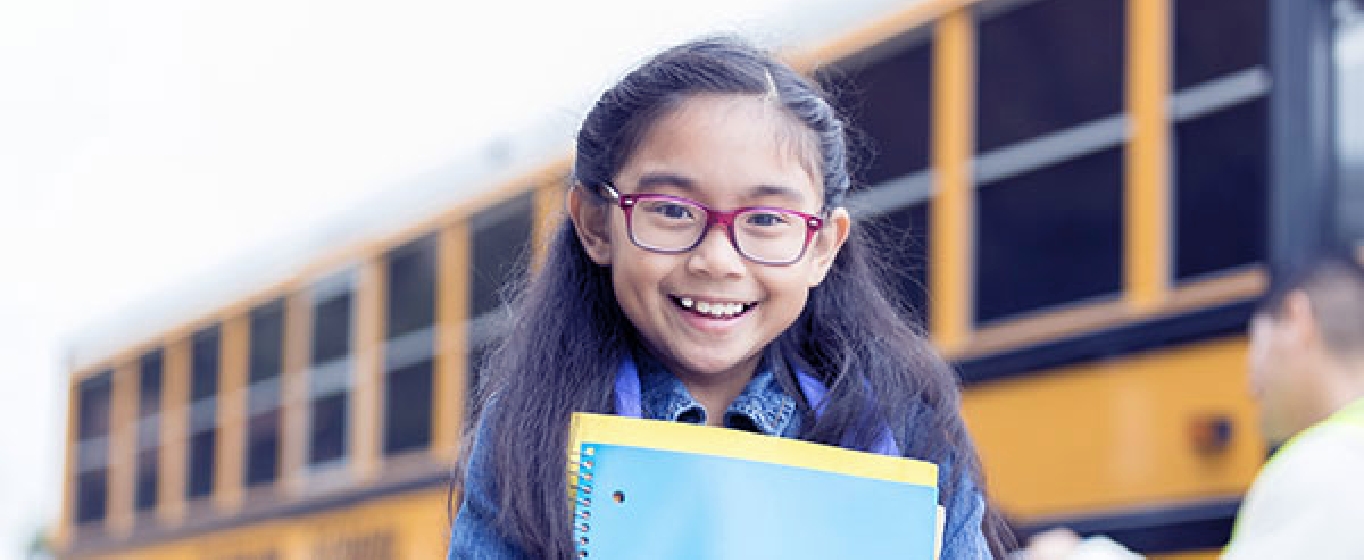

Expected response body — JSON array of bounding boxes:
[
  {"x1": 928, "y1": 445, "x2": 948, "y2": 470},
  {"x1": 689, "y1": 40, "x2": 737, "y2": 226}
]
[
  {"x1": 469, "y1": 192, "x2": 533, "y2": 319},
  {"x1": 974, "y1": 147, "x2": 1127, "y2": 324},
  {"x1": 185, "y1": 325, "x2": 221, "y2": 500},
  {"x1": 134, "y1": 349, "x2": 163, "y2": 513},
  {"x1": 466, "y1": 194, "x2": 534, "y2": 425},
  {"x1": 819, "y1": 29, "x2": 934, "y2": 188},
  {"x1": 246, "y1": 298, "x2": 286, "y2": 487},
  {"x1": 966, "y1": 0, "x2": 1133, "y2": 326},
  {"x1": 308, "y1": 271, "x2": 356, "y2": 468},
  {"x1": 975, "y1": 0, "x2": 1127, "y2": 154},
  {"x1": 385, "y1": 234, "x2": 438, "y2": 340},
  {"x1": 74, "y1": 370, "x2": 113, "y2": 525},
  {"x1": 1169, "y1": 0, "x2": 1271, "y2": 281},
  {"x1": 381, "y1": 235, "x2": 439, "y2": 456}
]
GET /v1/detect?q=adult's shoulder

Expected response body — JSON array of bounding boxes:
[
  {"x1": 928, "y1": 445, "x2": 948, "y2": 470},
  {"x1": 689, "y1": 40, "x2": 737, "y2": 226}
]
[
  {"x1": 1224, "y1": 422, "x2": 1364, "y2": 559},
  {"x1": 1266, "y1": 421, "x2": 1364, "y2": 490}
]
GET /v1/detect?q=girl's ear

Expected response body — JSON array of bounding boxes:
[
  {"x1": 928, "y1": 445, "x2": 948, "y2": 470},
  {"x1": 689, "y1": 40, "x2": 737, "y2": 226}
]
[
  {"x1": 567, "y1": 185, "x2": 613, "y2": 266},
  {"x1": 805, "y1": 207, "x2": 850, "y2": 287}
]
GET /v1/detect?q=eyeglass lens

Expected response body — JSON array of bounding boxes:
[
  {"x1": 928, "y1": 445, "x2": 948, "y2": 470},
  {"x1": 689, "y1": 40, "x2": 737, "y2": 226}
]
[{"x1": 630, "y1": 198, "x2": 808, "y2": 263}]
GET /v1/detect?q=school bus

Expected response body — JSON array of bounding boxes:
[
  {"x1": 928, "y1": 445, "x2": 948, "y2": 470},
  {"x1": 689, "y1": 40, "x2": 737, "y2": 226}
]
[{"x1": 56, "y1": 0, "x2": 1358, "y2": 558}]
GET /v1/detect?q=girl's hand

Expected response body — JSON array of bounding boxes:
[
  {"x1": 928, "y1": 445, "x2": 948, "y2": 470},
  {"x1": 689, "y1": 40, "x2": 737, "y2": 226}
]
[{"x1": 1012, "y1": 528, "x2": 1144, "y2": 560}]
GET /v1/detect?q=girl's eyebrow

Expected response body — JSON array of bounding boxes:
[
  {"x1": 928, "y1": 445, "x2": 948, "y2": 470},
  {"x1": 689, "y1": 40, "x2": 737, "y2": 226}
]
[
  {"x1": 748, "y1": 183, "x2": 805, "y2": 204},
  {"x1": 636, "y1": 173, "x2": 695, "y2": 192}
]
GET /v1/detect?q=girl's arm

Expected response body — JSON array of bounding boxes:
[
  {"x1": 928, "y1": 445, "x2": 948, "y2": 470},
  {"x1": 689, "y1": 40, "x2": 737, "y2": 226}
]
[
  {"x1": 939, "y1": 465, "x2": 992, "y2": 559},
  {"x1": 448, "y1": 417, "x2": 531, "y2": 560},
  {"x1": 900, "y1": 404, "x2": 994, "y2": 558}
]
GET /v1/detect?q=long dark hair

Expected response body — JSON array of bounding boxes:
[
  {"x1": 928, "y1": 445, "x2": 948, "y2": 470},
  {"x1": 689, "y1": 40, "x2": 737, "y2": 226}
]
[{"x1": 457, "y1": 36, "x2": 1013, "y2": 558}]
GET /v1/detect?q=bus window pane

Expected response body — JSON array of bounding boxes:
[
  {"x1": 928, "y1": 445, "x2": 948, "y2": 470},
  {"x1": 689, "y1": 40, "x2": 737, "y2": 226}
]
[
  {"x1": 309, "y1": 392, "x2": 348, "y2": 465},
  {"x1": 1174, "y1": 99, "x2": 1267, "y2": 279},
  {"x1": 312, "y1": 291, "x2": 353, "y2": 366},
  {"x1": 75, "y1": 469, "x2": 107, "y2": 524},
  {"x1": 976, "y1": 0, "x2": 1125, "y2": 153},
  {"x1": 976, "y1": 148, "x2": 1124, "y2": 323},
  {"x1": 190, "y1": 325, "x2": 220, "y2": 402},
  {"x1": 825, "y1": 37, "x2": 932, "y2": 186},
  {"x1": 470, "y1": 193, "x2": 533, "y2": 319},
  {"x1": 245, "y1": 410, "x2": 280, "y2": 486},
  {"x1": 75, "y1": 371, "x2": 111, "y2": 524},
  {"x1": 383, "y1": 359, "x2": 434, "y2": 455},
  {"x1": 139, "y1": 350, "x2": 162, "y2": 416},
  {"x1": 386, "y1": 234, "x2": 437, "y2": 339},
  {"x1": 1337, "y1": 7, "x2": 1364, "y2": 243},
  {"x1": 249, "y1": 299, "x2": 285, "y2": 384},
  {"x1": 135, "y1": 351, "x2": 160, "y2": 512},
  {"x1": 186, "y1": 429, "x2": 216, "y2": 499},
  {"x1": 77, "y1": 371, "x2": 112, "y2": 440},
  {"x1": 1173, "y1": 0, "x2": 1267, "y2": 90},
  {"x1": 134, "y1": 449, "x2": 158, "y2": 511}
]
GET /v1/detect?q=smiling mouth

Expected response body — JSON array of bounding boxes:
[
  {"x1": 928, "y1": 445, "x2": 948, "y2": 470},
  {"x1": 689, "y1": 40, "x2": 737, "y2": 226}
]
[{"x1": 669, "y1": 295, "x2": 758, "y2": 319}]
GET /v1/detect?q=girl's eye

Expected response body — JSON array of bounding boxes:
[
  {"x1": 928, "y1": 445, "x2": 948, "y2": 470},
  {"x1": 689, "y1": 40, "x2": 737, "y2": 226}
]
[
  {"x1": 744, "y1": 212, "x2": 789, "y2": 227},
  {"x1": 648, "y1": 203, "x2": 696, "y2": 220}
]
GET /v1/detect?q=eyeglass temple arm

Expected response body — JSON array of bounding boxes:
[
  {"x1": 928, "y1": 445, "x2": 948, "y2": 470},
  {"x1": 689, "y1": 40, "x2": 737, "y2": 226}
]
[{"x1": 598, "y1": 182, "x2": 620, "y2": 202}]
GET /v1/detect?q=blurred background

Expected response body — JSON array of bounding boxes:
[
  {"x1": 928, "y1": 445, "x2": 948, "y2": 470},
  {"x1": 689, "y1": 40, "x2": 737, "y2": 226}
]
[{"x1": 2, "y1": 0, "x2": 1362, "y2": 558}]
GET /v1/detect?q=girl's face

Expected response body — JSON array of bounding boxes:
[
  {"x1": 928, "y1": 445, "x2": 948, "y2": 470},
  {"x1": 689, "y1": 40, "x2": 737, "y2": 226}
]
[{"x1": 572, "y1": 94, "x2": 850, "y2": 387}]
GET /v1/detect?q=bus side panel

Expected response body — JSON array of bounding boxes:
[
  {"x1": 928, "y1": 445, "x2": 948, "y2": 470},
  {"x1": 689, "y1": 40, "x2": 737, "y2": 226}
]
[
  {"x1": 81, "y1": 488, "x2": 450, "y2": 560},
  {"x1": 963, "y1": 336, "x2": 1264, "y2": 519}
]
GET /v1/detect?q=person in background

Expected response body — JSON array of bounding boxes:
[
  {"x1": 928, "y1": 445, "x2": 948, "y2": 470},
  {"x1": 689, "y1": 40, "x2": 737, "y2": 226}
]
[
  {"x1": 1020, "y1": 253, "x2": 1364, "y2": 559},
  {"x1": 1223, "y1": 253, "x2": 1364, "y2": 557}
]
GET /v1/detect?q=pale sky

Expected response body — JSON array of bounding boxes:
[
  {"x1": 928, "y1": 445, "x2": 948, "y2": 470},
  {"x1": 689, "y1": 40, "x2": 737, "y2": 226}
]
[{"x1": 0, "y1": 0, "x2": 904, "y2": 557}]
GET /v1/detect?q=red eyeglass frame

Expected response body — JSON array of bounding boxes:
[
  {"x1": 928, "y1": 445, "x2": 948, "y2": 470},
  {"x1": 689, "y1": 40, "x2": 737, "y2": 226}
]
[{"x1": 600, "y1": 182, "x2": 825, "y2": 265}]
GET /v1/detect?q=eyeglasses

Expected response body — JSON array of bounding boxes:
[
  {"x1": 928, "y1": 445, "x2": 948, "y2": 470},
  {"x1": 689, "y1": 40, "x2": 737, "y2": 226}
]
[{"x1": 600, "y1": 182, "x2": 825, "y2": 265}]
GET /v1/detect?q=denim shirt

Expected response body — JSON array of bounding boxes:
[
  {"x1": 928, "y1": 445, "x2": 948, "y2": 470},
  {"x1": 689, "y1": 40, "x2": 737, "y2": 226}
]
[{"x1": 448, "y1": 359, "x2": 992, "y2": 559}]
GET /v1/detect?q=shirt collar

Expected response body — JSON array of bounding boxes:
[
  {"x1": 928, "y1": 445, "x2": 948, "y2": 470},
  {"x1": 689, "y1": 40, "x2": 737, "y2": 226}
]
[{"x1": 635, "y1": 352, "x2": 799, "y2": 437}]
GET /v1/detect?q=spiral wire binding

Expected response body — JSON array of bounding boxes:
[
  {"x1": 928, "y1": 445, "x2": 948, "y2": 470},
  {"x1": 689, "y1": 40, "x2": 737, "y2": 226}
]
[{"x1": 573, "y1": 445, "x2": 597, "y2": 557}]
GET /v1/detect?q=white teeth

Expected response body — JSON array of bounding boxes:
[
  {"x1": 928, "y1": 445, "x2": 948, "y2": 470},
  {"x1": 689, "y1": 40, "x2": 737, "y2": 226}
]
[{"x1": 679, "y1": 298, "x2": 749, "y2": 317}]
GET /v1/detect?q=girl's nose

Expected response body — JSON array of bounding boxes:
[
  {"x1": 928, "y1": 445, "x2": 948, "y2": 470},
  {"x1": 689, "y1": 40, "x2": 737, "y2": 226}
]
[{"x1": 685, "y1": 225, "x2": 746, "y2": 278}]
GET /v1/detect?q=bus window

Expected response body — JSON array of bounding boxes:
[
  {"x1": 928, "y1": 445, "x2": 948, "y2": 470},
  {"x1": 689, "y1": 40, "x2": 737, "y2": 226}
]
[
  {"x1": 1171, "y1": 0, "x2": 1269, "y2": 280},
  {"x1": 1337, "y1": 2, "x2": 1364, "y2": 244}
]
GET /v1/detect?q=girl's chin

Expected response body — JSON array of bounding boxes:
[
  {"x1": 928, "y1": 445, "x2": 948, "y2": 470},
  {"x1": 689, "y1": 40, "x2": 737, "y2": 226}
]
[{"x1": 666, "y1": 352, "x2": 761, "y2": 381}]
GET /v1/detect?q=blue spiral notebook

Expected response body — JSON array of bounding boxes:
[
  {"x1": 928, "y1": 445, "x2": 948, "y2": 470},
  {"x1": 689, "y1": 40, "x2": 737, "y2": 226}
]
[{"x1": 569, "y1": 413, "x2": 943, "y2": 559}]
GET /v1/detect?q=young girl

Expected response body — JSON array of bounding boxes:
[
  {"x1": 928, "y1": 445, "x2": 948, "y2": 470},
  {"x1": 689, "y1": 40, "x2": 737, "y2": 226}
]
[{"x1": 449, "y1": 37, "x2": 1011, "y2": 559}]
